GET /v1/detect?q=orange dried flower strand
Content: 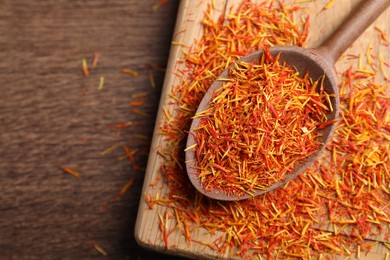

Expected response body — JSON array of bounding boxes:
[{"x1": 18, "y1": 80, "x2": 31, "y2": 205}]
[{"x1": 190, "y1": 49, "x2": 332, "y2": 197}]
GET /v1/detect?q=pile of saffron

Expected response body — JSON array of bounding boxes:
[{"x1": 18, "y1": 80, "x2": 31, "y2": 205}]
[
  {"x1": 191, "y1": 51, "x2": 332, "y2": 196},
  {"x1": 146, "y1": 1, "x2": 390, "y2": 258}
]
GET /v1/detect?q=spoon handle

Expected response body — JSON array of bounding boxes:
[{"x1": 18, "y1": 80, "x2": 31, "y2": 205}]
[{"x1": 316, "y1": 0, "x2": 390, "y2": 65}]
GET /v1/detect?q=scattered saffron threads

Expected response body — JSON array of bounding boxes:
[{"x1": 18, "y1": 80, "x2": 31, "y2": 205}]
[
  {"x1": 366, "y1": 41, "x2": 374, "y2": 67},
  {"x1": 191, "y1": 50, "x2": 332, "y2": 197},
  {"x1": 117, "y1": 154, "x2": 129, "y2": 161},
  {"x1": 147, "y1": 69, "x2": 156, "y2": 88},
  {"x1": 358, "y1": 53, "x2": 363, "y2": 70},
  {"x1": 157, "y1": 212, "x2": 169, "y2": 249},
  {"x1": 92, "y1": 243, "x2": 108, "y2": 256},
  {"x1": 149, "y1": 172, "x2": 162, "y2": 188},
  {"x1": 100, "y1": 143, "x2": 119, "y2": 156},
  {"x1": 91, "y1": 52, "x2": 100, "y2": 69},
  {"x1": 149, "y1": 63, "x2": 166, "y2": 72},
  {"x1": 123, "y1": 146, "x2": 140, "y2": 171},
  {"x1": 131, "y1": 92, "x2": 148, "y2": 98},
  {"x1": 374, "y1": 25, "x2": 390, "y2": 45},
  {"x1": 132, "y1": 109, "x2": 148, "y2": 117},
  {"x1": 114, "y1": 176, "x2": 135, "y2": 201},
  {"x1": 121, "y1": 68, "x2": 139, "y2": 77},
  {"x1": 130, "y1": 99, "x2": 145, "y2": 107},
  {"x1": 152, "y1": 0, "x2": 168, "y2": 10},
  {"x1": 61, "y1": 167, "x2": 80, "y2": 179},
  {"x1": 158, "y1": 210, "x2": 175, "y2": 249},
  {"x1": 98, "y1": 75, "x2": 105, "y2": 90},
  {"x1": 345, "y1": 54, "x2": 359, "y2": 60},
  {"x1": 379, "y1": 52, "x2": 390, "y2": 80},
  {"x1": 322, "y1": 0, "x2": 335, "y2": 10},
  {"x1": 144, "y1": 193, "x2": 175, "y2": 210},
  {"x1": 148, "y1": 1, "x2": 390, "y2": 258},
  {"x1": 171, "y1": 41, "x2": 189, "y2": 47},
  {"x1": 145, "y1": 64, "x2": 165, "y2": 88},
  {"x1": 174, "y1": 29, "x2": 187, "y2": 38},
  {"x1": 82, "y1": 58, "x2": 89, "y2": 77},
  {"x1": 109, "y1": 121, "x2": 133, "y2": 129},
  {"x1": 356, "y1": 68, "x2": 375, "y2": 75}
]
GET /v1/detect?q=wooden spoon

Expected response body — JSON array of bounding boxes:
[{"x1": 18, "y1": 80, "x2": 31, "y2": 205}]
[{"x1": 185, "y1": 0, "x2": 390, "y2": 201}]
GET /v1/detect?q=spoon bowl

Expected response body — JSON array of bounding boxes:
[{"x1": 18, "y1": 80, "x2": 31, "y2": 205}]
[
  {"x1": 186, "y1": 46, "x2": 339, "y2": 201},
  {"x1": 185, "y1": 0, "x2": 390, "y2": 201}
]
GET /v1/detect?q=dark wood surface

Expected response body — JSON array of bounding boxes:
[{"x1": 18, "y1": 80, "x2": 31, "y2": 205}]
[{"x1": 0, "y1": 0, "x2": 185, "y2": 259}]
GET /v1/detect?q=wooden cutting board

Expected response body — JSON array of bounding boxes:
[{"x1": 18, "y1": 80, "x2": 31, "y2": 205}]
[{"x1": 135, "y1": 0, "x2": 390, "y2": 258}]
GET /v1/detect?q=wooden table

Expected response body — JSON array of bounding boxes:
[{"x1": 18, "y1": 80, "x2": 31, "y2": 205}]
[{"x1": 0, "y1": 0, "x2": 184, "y2": 258}]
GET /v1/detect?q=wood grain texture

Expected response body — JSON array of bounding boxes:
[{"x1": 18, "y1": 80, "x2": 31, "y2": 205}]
[
  {"x1": 135, "y1": 0, "x2": 390, "y2": 259},
  {"x1": 0, "y1": 0, "x2": 184, "y2": 259}
]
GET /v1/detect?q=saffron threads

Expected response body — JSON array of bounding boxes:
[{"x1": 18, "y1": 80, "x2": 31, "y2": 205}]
[
  {"x1": 158, "y1": 210, "x2": 171, "y2": 249},
  {"x1": 61, "y1": 167, "x2": 81, "y2": 179},
  {"x1": 100, "y1": 143, "x2": 119, "y2": 156},
  {"x1": 92, "y1": 243, "x2": 108, "y2": 256},
  {"x1": 109, "y1": 121, "x2": 133, "y2": 129},
  {"x1": 130, "y1": 99, "x2": 145, "y2": 107},
  {"x1": 375, "y1": 25, "x2": 390, "y2": 46},
  {"x1": 153, "y1": 0, "x2": 169, "y2": 11},
  {"x1": 131, "y1": 92, "x2": 148, "y2": 98},
  {"x1": 191, "y1": 50, "x2": 332, "y2": 197},
  {"x1": 171, "y1": 41, "x2": 189, "y2": 47},
  {"x1": 144, "y1": 1, "x2": 389, "y2": 258},
  {"x1": 82, "y1": 58, "x2": 89, "y2": 77},
  {"x1": 114, "y1": 177, "x2": 135, "y2": 201},
  {"x1": 98, "y1": 75, "x2": 105, "y2": 90},
  {"x1": 145, "y1": 64, "x2": 156, "y2": 88},
  {"x1": 123, "y1": 145, "x2": 141, "y2": 171},
  {"x1": 131, "y1": 109, "x2": 148, "y2": 117},
  {"x1": 91, "y1": 52, "x2": 100, "y2": 69},
  {"x1": 322, "y1": 0, "x2": 335, "y2": 10},
  {"x1": 121, "y1": 68, "x2": 139, "y2": 77}
]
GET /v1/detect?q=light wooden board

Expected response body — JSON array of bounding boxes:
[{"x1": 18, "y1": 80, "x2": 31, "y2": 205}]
[{"x1": 135, "y1": 0, "x2": 390, "y2": 258}]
